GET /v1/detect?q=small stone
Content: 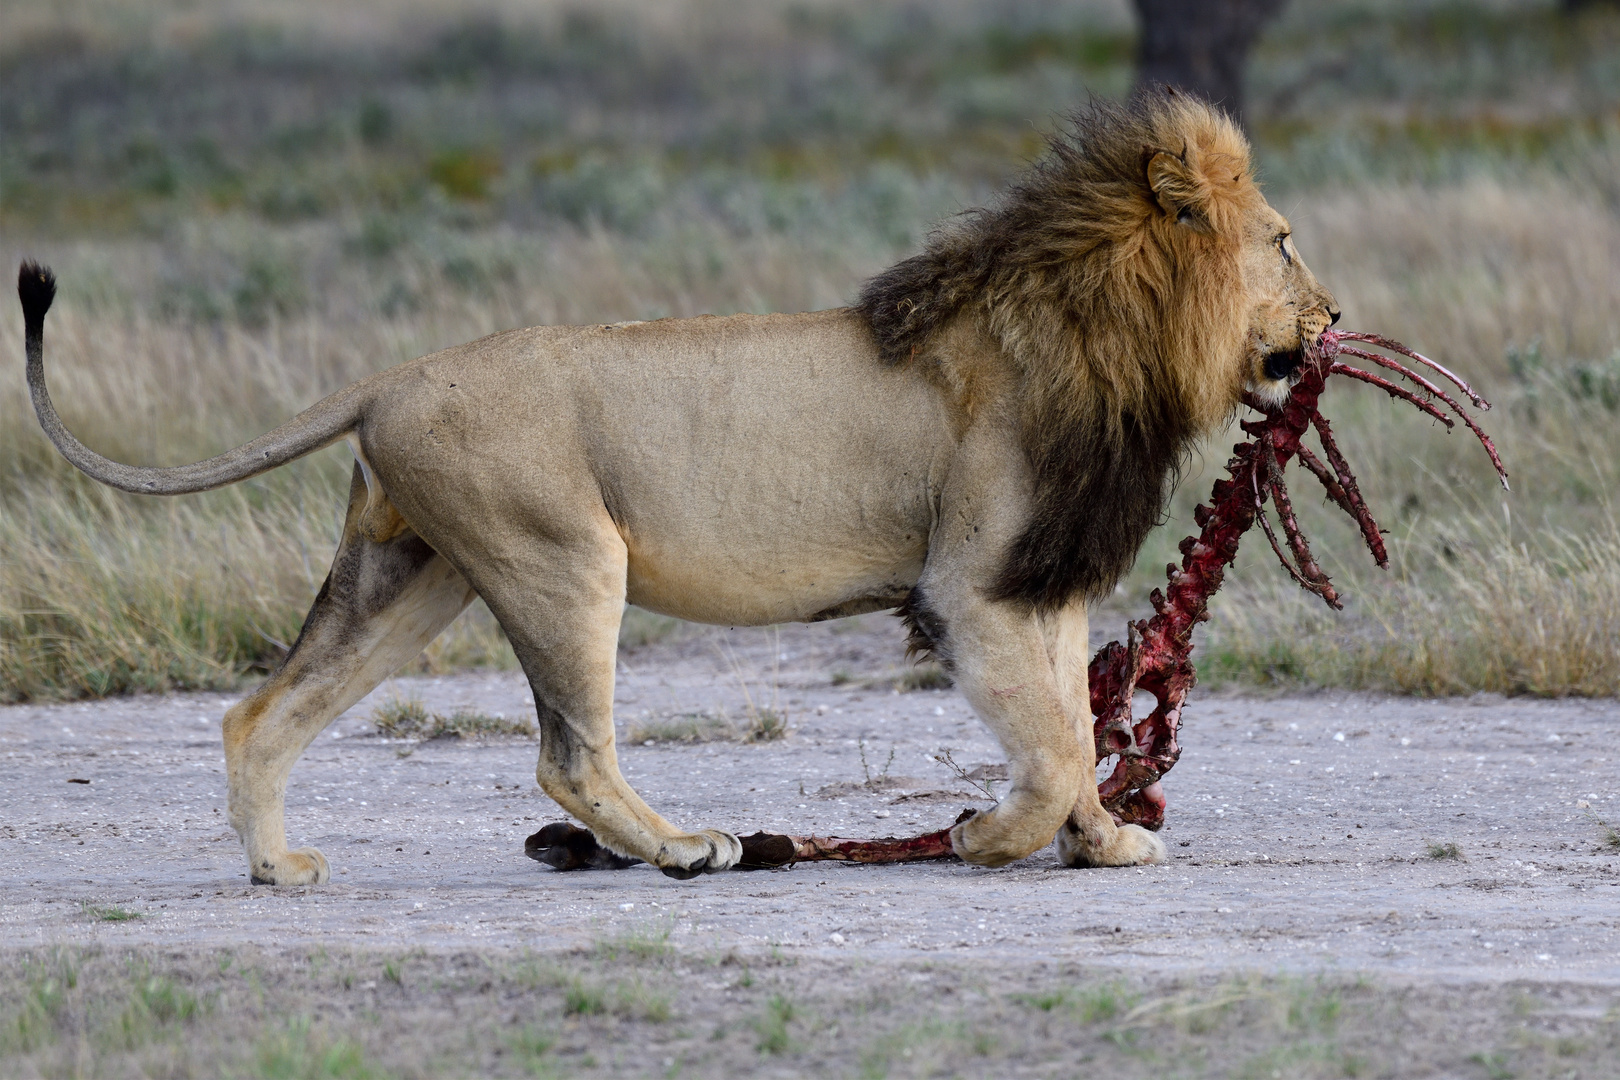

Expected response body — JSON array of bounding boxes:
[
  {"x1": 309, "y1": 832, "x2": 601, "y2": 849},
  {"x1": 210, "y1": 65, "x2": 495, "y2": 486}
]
[{"x1": 829, "y1": 933, "x2": 845, "y2": 944}]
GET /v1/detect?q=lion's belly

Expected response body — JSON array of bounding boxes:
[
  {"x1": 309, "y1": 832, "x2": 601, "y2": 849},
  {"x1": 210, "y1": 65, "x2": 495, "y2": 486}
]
[
  {"x1": 594, "y1": 311, "x2": 951, "y2": 626},
  {"x1": 620, "y1": 494, "x2": 932, "y2": 626}
]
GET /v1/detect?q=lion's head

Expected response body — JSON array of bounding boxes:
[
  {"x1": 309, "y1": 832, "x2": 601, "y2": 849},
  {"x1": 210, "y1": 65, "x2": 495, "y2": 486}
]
[{"x1": 858, "y1": 89, "x2": 1340, "y2": 611}]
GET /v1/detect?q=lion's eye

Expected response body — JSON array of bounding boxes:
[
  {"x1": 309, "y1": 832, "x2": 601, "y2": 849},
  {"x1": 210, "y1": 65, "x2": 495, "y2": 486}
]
[{"x1": 1277, "y1": 234, "x2": 1292, "y2": 265}]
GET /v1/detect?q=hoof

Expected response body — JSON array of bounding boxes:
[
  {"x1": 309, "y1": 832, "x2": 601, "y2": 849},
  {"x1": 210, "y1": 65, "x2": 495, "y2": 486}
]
[{"x1": 524, "y1": 823, "x2": 640, "y2": 871}]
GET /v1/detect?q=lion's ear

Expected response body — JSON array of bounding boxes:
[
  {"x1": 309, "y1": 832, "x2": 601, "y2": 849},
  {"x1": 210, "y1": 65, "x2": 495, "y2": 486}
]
[{"x1": 1144, "y1": 147, "x2": 1213, "y2": 234}]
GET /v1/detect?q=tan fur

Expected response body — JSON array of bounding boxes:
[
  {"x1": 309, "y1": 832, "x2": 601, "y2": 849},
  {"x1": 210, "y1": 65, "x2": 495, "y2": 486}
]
[{"x1": 24, "y1": 92, "x2": 1336, "y2": 883}]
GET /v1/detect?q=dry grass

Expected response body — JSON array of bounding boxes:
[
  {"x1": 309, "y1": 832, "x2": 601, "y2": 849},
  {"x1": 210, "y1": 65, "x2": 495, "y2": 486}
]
[
  {"x1": 370, "y1": 695, "x2": 534, "y2": 739},
  {"x1": 624, "y1": 707, "x2": 788, "y2": 745},
  {"x1": 6, "y1": 0, "x2": 1620, "y2": 700}
]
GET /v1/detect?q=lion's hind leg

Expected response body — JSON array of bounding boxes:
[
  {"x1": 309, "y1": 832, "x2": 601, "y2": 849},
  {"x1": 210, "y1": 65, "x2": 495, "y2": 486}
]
[
  {"x1": 464, "y1": 522, "x2": 742, "y2": 879},
  {"x1": 223, "y1": 467, "x2": 476, "y2": 886}
]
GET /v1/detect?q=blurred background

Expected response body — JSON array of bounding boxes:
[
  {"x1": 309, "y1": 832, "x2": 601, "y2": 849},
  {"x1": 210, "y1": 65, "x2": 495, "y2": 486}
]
[{"x1": 4, "y1": 0, "x2": 1620, "y2": 702}]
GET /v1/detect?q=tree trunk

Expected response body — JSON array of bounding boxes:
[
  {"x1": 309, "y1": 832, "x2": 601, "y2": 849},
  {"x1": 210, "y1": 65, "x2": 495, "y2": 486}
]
[{"x1": 1131, "y1": 0, "x2": 1288, "y2": 127}]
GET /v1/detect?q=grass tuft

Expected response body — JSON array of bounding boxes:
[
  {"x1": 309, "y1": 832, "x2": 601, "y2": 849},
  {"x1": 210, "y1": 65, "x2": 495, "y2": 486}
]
[
  {"x1": 564, "y1": 982, "x2": 606, "y2": 1016},
  {"x1": 256, "y1": 1016, "x2": 376, "y2": 1080},
  {"x1": 1426, "y1": 842, "x2": 1464, "y2": 860},
  {"x1": 371, "y1": 697, "x2": 533, "y2": 740},
  {"x1": 82, "y1": 904, "x2": 141, "y2": 922},
  {"x1": 753, "y1": 995, "x2": 797, "y2": 1055},
  {"x1": 625, "y1": 712, "x2": 734, "y2": 745},
  {"x1": 895, "y1": 663, "x2": 952, "y2": 691}
]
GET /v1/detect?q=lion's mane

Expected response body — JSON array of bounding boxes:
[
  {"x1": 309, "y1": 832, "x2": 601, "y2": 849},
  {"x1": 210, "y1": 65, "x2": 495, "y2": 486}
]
[{"x1": 857, "y1": 90, "x2": 1262, "y2": 612}]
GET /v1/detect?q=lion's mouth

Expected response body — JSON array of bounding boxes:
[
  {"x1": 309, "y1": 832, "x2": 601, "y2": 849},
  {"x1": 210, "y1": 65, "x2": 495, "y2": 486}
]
[{"x1": 1262, "y1": 346, "x2": 1305, "y2": 383}]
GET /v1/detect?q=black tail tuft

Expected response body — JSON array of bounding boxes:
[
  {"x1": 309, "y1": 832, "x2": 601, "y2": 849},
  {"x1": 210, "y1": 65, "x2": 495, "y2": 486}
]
[{"x1": 18, "y1": 261, "x2": 56, "y2": 329}]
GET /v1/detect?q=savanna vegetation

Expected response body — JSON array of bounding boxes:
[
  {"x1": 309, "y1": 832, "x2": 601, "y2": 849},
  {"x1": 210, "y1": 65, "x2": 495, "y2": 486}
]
[
  {"x1": 2, "y1": 945, "x2": 1614, "y2": 1078},
  {"x1": 4, "y1": 0, "x2": 1620, "y2": 701}
]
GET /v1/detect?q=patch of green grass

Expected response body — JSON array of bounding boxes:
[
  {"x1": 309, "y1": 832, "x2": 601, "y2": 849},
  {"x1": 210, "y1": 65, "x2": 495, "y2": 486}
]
[
  {"x1": 1015, "y1": 989, "x2": 1068, "y2": 1012},
  {"x1": 595, "y1": 923, "x2": 675, "y2": 962},
  {"x1": 618, "y1": 606, "x2": 691, "y2": 649},
  {"x1": 611, "y1": 980, "x2": 673, "y2": 1023},
  {"x1": 1427, "y1": 841, "x2": 1464, "y2": 860},
  {"x1": 1470, "y1": 1050, "x2": 1516, "y2": 1080},
  {"x1": 1077, "y1": 983, "x2": 1134, "y2": 1023},
  {"x1": 83, "y1": 904, "x2": 141, "y2": 922},
  {"x1": 113, "y1": 975, "x2": 201, "y2": 1049},
  {"x1": 627, "y1": 707, "x2": 788, "y2": 744},
  {"x1": 255, "y1": 1016, "x2": 376, "y2": 1080},
  {"x1": 134, "y1": 977, "x2": 199, "y2": 1025},
  {"x1": 508, "y1": 1025, "x2": 555, "y2": 1075},
  {"x1": 753, "y1": 995, "x2": 797, "y2": 1055},
  {"x1": 564, "y1": 982, "x2": 607, "y2": 1016},
  {"x1": 4, "y1": 960, "x2": 76, "y2": 1054},
  {"x1": 428, "y1": 149, "x2": 501, "y2": 201},
  {"x1": 382, "y1": 961, "x2": 402, "y2": 986}
]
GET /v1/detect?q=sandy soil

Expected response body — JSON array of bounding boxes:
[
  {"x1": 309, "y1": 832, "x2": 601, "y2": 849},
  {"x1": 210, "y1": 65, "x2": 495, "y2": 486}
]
[{"x1": 4, "y1": 618, "x2": 1620, "y2": 1075}]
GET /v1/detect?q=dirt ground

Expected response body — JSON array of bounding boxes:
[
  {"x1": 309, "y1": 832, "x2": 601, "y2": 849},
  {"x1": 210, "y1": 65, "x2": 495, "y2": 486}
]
[{"x1": 5, "y1": 617, "x2": 1620, "y2": 1078}]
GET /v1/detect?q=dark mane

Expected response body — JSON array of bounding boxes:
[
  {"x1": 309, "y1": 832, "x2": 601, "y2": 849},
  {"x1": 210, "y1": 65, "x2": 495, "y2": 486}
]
[{"x1": 856, "y1": 90, "x2": 1251, "y2": 612}]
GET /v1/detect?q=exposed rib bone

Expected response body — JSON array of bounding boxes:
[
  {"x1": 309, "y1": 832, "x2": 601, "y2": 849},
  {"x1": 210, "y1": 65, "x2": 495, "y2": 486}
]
[
  {"x1": 1252, "y1": 465, "x2": 1330, "y2": 601},
  {"x1": 1329, "y1": 362, "x2": 1456, "y2": 427},
  {"x1": 1332, "y1": 330, "x2": 1490, "y2": 409},
  {"x1": 1337, "y1": 346, "x2": 1506, "y2": 487},
  {"x1": 1309, "y1": 416, "x2": 1388, "y2": 568}
]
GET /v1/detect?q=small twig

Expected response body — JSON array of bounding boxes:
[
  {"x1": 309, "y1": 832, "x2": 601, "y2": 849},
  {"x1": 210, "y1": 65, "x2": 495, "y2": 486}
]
[
  {"x1": 858, "y1": 739, "x2": 897, "y2": 787},
  {"x1": 933, "y1": 748, "x2": 1000, "y2": 804}
]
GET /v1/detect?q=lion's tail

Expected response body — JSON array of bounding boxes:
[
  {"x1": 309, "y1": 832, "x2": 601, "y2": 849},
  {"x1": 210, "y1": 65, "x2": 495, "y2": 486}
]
[{"x1": 19, "y1": 261, "x2": 364, "y2": 496}]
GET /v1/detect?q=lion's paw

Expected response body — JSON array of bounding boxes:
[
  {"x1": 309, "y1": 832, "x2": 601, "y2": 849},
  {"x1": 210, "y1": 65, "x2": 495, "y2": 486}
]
[
  {"x1": 249, "y1": 846, "x2": 330, "y2": 886},
  {"x1": 1056, "y1": 823, "x2": 1166, "y2": 869},
  {"x1": 655, "y1": 829, "x2": 742, "y2": 880},
  {"x1": 948, "y1": 808, "x2": 1049, "y2": 868}
]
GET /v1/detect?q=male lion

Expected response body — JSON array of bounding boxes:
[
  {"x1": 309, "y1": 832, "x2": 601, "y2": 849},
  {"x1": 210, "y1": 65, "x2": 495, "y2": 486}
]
[{"x1": 19, "y1": 91, "x2": 1336, "y2": 884}]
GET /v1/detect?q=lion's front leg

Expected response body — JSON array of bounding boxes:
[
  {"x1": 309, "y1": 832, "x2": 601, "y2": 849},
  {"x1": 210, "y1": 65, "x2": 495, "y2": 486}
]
[
  {"x1": 1040, "y1": 602, "x2": 1166, "y2": 869},
  {"x1": 909, "y1": 580, "x2": 1084, "y2": 866},
  {"x1": 921, "y1": 420, "x2": 1164, "y2": 869}
]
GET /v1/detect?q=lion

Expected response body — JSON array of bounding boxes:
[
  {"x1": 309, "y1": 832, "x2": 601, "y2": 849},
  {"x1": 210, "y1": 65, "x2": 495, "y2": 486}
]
[{"x1": 17, "y1": 90, "x2": 1337, "y2": 884}]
